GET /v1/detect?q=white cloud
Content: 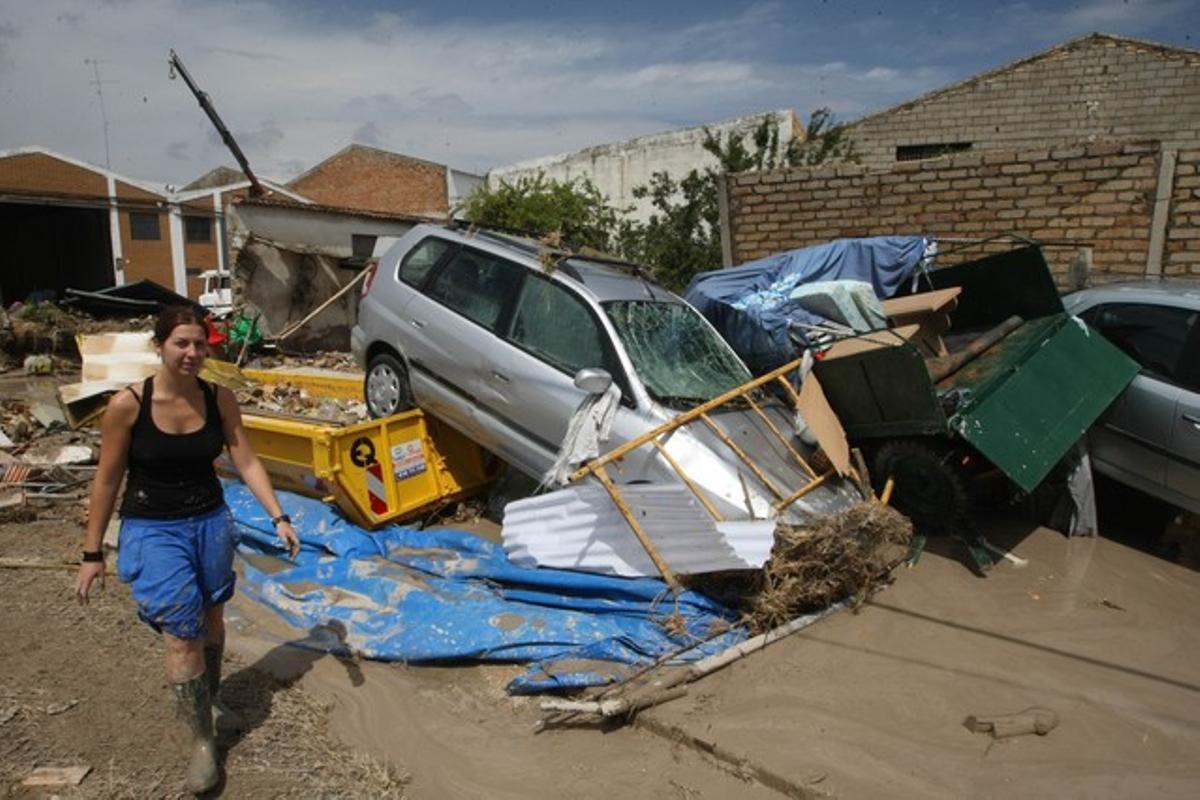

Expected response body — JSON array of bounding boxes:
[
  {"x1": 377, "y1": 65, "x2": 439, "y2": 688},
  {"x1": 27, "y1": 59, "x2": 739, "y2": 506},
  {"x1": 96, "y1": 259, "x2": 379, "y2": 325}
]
[
  {"x1": 0, "y1": 0, "x2": 1023, "y2": 184},
  {"x1": 1059, "y1": 0, "x2": 1191, "y2": 32},
  {"x1": 864, "y1": 67, "x2": 900, "y2": 81}
]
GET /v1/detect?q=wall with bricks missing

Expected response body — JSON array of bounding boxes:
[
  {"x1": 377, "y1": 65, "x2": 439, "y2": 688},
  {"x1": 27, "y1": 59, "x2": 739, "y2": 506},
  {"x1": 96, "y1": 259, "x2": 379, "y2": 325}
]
[
  {"x1": 847, "y1": 35, "x2": 1200, "y2": 172},
  {"x1": 724, "y1": 140, "x2": 1200, "y2": 282},
  {"x1": 288, "y1": 144, "x2": 450, "y2": 218}
]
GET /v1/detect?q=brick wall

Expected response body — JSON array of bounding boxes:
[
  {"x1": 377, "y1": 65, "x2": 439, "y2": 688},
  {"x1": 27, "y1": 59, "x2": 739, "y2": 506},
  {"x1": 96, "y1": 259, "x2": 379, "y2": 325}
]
[
  {"x1": 119, "y1": 209, "x2": 174, "y2": 289},
  {"x1": 849, "y1": 36, "x2": 1200, "y2": 171},
  {"x1": 1166, "y1": 150, "x2": 1200, "y2": 276},
  {"x1": 0, "y1": 152, "x2": 107, "y2": 199},
  {"x1": 289, "y1": 147, "x2": 448, "y2": 217},
  {"x1": 726, "y1": 140, "x2": 1200, "y2": 282}
]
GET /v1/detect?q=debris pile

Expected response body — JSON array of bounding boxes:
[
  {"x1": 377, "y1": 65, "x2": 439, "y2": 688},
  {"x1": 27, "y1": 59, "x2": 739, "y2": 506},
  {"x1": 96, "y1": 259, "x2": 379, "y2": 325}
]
[
  {"x1": 1, "y1": 399, "x2": 40, "y2": 444},
  {"x1": 254, "y1": 351, "x2": 358, "y2": 372},
  {"x1": 1, "y1": 302, "x2": 152, "y2": 361},
  {"x1": 235, "y1": 381, "x2": 367, "y2": 424},
  {"x1": 2, "y1": 393, "x2": 98, "y2": 527},
  {"x1": 745, "y1": 502, "x2": 912, "y2": 629},
  {"x1": 690, "y1": 501, "x2": 913, "y2": 634}
]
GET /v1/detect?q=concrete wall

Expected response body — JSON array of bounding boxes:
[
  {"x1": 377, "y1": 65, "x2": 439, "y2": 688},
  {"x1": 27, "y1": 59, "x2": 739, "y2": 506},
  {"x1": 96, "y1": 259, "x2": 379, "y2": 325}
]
[
  {"x1": 724, "y1": 140, "x2": 1200, "y2": 283},
  {"x1": 489, "y1": 110, "x2": 800, "y2": 224},
  {"x1": 288, "y1": 145, "x2": 454, "y2": 218},
  {"x1": 847, "y1": 35, "x2": 1200, "y2": 172},
  {"x1": 226, "y1": 201, "x2": 420, "y2": 350},
  {"x1": 227, "y1": 202, "x2": 418, "y2": 259},
  {"x1": 448, "y1": 168, "x2": 484, "y2": 214}
]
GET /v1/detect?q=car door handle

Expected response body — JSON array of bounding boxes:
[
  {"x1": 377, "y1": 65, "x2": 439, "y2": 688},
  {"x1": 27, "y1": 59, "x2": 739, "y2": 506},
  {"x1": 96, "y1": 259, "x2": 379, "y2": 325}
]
[
  {"x1": 408, "y1": 318, "x2": 425, "y2": 329},
  {"x1": 491, "y1": 371, "x2": 510, "y2": 383},
  {"x1": 1184, "y1": 413, "x2": 1200, "y2": 427}
]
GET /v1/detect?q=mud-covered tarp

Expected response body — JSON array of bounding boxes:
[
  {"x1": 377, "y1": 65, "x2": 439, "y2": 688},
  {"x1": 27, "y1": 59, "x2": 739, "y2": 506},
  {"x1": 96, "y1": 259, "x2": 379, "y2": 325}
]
[
  {"x1": 684, "y1": 236, "x2": 930, "y2": 373},
  {"x1": 225, "y1": 481, "x2": 744, "y2": 693}
]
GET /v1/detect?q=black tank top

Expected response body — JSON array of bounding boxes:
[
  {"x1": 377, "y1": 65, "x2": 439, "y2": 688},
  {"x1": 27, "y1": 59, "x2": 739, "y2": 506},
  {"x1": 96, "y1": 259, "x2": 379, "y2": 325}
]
[{"x1": 119, "y1": 376, "x2": 226, "y2": 520}]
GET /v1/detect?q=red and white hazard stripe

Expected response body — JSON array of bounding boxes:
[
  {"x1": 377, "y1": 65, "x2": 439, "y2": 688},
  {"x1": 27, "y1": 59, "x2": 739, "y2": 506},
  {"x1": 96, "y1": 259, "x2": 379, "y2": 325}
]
[{"x1": 366, "y1": 462, "x2": 388, "y2": 515}]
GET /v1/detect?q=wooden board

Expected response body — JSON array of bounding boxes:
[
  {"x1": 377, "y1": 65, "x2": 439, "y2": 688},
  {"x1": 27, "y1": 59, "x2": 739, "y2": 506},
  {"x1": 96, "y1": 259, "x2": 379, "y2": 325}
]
[{"x1": 821, "y1": 324, "x2": 920, "y2": 361}]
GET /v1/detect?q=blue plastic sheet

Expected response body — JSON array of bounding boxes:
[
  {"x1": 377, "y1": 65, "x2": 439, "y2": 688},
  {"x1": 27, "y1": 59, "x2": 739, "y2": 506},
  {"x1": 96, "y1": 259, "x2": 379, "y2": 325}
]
[
  {"x1": 684, "y1": 236, "x2": 930, "y2": 373},
  {"x1": 224, "y1": 481, "x2": 745, "y2": 693}
]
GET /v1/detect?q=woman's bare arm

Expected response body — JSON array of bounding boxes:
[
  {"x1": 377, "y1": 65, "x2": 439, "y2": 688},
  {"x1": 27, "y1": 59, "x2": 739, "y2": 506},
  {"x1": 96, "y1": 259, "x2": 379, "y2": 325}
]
[
  {"x1": 76, "y1": 389, "x2": 138, "y2": 602},
  {"x1": 217, "y1": 387, "x2": 299, "y2": 557}
]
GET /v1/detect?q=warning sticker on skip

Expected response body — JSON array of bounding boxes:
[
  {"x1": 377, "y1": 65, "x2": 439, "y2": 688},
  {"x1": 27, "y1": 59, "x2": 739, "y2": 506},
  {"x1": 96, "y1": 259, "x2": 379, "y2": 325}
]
[{"x1": 390, "y1": 439, "x2": 428, "y2": 481}]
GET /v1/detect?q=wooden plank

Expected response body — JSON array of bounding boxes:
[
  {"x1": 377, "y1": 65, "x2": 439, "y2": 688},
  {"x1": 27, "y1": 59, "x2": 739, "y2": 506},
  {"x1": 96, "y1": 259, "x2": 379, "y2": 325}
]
[
  {"x1": 796, "y1": 373, "x2": 851, "y2": 477},
  {"x1": 820, "y1": 324, "x2": 919, "y2": 361},
  {"x1": 698, "y1": 413, "x2": 786, "y2": 500},
  {"x1": 651, "y1": 439, "x2": 723, "y2": 521},
  {"x1": 772, "y1": 468, "x2": 835, "y2": 513},
  {"x1": 569, "y1": 356, "x2": 810, "y2": 483},
  {"x1": 879, "y1": 287, "x2": 961, "y2": 318},
  {"x1": 22, "y1": 766, "x2": 91, "y2": 787},
  {"x1": 744, "y1": 395, "x2": 816, "y2": 479},
  {"x1": 592, "y1": 464, "x2": 680, "y2": 590}
]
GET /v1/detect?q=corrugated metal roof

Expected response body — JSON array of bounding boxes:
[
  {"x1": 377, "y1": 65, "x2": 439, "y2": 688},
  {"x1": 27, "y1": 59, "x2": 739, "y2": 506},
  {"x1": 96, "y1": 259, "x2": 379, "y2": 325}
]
[{"x1": 502, "y1": 484, "x2": 775, "y2": 577}]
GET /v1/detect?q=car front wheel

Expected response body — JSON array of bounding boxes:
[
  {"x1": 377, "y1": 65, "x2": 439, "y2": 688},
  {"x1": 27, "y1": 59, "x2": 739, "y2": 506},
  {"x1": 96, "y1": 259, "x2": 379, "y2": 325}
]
[{"x1": 365, "y1": 352, "x2": 414, "y2": 418}]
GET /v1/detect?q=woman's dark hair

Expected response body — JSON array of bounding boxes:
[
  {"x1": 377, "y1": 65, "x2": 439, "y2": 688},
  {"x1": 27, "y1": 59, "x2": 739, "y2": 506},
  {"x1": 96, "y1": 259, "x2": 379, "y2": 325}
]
[{"x1": 154, "y1": 305, "x2": 206, "y2": 343}]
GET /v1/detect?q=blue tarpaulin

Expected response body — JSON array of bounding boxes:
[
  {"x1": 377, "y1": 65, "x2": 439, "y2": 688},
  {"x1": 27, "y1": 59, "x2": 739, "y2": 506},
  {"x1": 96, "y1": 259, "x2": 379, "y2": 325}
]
[
  {"x1": 224, "y1": 481, "x2": 745, "y2": 693},
  {"x1": 684, "y1": 236, "x2": 931, "y2": 373}
]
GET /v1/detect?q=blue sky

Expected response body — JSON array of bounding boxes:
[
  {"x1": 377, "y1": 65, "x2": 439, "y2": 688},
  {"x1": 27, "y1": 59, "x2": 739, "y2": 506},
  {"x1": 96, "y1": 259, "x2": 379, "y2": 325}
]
[{"x1": 0, "y1": 0, "x2": 1195, "y2": 186}]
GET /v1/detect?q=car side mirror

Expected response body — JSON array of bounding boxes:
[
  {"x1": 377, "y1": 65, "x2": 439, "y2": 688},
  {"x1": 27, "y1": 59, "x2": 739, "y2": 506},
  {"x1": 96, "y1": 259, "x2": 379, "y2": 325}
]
[{"x1": 573, "y1": 367, "x2": 613, "y2": 395}]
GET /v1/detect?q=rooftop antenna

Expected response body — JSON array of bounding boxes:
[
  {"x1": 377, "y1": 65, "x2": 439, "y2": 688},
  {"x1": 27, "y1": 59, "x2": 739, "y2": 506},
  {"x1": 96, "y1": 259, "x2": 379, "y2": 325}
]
[{"x1": 83, "y1": 58, "x2": 111, "y2": 169}]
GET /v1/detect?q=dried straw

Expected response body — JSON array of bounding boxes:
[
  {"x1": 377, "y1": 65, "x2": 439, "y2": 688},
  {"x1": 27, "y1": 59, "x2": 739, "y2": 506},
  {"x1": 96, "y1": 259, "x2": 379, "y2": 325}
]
[{"x1": 685, "y1": 502, "x2": 912, "y2": 634}]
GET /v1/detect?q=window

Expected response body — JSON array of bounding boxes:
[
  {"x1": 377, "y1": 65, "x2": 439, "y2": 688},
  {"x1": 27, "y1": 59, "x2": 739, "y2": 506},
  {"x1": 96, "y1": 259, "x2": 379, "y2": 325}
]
[
  {"x1": 425, "y1": 249, "x2": 524, "y2": 331},
  {"x1": 605, "y1": 301, "x2": 752, "y2": 405},
  {"x1": 508, "y1": 275, "x2": 607, "y2": 375},
  {"x1": 352, "y1": 234, "x2": 377, "y2": 258},
  {"x1": 895, "y1": 142, "x2": 972, "y2": 162},
  {"x1": 1082, "y1": 302, "x2": 1197, "y2": 387},
  {"x1": 129, "y1": 212, "x2": 161, "y2": 240},
  {"x1": 184, "y1": 215, "x2": 212, "y2": 243},
  {"x1": 399, "y1": 237, "x2": 452, "y2": 287}
]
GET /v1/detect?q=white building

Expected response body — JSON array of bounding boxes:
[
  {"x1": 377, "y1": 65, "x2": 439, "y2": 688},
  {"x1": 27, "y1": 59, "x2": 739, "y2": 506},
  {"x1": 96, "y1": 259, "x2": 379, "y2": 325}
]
[{"x1": 488, "y1": 110, "x2": 800, "y2": 224}]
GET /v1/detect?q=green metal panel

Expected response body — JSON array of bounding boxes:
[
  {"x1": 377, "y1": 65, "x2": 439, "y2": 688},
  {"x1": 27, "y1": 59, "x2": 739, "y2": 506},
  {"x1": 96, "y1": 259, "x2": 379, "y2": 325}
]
[
  {"x1": 814, "y1": 343, "x2": 947, "y2": 438},
  {"x1": 946, "y1": 314, "x2": 1139, "y2": 492}
]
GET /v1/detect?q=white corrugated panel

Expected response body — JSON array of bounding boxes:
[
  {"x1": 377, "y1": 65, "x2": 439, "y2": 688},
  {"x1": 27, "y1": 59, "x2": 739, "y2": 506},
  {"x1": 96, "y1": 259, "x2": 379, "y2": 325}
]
[{"x1": 502, "y1": 484, "x2": 776, "y2": 577}]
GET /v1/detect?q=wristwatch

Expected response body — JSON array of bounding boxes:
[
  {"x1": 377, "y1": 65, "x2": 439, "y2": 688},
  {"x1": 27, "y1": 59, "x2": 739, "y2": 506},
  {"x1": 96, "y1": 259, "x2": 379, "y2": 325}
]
[{"x1": 271, "y1": 514, "x2": 292, "y2": 526}]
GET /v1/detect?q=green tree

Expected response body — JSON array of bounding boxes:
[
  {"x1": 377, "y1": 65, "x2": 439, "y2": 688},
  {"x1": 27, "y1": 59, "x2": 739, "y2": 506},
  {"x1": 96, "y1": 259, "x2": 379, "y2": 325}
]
[
  {"x1": 455, "y1": 173, "x2": 622, "y2": 253},
  {"x1": 620, "y1": 108, "x2": 857, "y2": 291}
]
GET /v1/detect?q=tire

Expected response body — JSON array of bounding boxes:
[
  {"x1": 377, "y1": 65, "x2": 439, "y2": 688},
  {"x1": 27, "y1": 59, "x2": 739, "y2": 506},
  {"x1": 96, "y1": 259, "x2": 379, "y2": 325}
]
[
  {"x1": 872, "y1": 439, "x2": 970, "y2": 536},
  {"x1": 364, "y1": 352, "x2": 414, "y2": 419}
]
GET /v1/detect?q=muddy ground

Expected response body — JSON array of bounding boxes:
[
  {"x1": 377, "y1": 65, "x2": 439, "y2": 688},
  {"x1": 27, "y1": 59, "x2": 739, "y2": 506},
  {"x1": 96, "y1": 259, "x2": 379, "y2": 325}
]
[
  {"x1": 2, "y1": 373, "x2": 1199, "y2": 798},
  {"x1": 0, "y1": 520, "x2": 407, "y2": 799},
  {"x1": 4, "y1": 511, "x2": 1200, "y2": 799}
]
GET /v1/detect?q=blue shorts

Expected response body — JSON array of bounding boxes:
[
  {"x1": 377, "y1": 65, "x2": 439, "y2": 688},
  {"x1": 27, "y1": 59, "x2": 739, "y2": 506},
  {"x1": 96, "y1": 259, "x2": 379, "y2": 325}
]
[{"x1": 117, "y1": 504, "x2": 237, "y2": 640}]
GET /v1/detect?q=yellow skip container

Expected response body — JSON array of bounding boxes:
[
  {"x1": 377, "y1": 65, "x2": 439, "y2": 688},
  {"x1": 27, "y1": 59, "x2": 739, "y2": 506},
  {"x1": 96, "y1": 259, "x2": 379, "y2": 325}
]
[{"x1": 220, "y1": 367, "x2": 495, "y2": 529}]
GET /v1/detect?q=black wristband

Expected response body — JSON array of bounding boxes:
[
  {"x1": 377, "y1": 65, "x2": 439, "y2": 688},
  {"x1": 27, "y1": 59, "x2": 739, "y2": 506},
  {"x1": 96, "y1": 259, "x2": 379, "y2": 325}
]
[
  {"x1": 81, "y1": 550, "x2": 104, "y2": 563},
  {"x1": 271, "y1": 514, "x2": 291, "y2": 526}
]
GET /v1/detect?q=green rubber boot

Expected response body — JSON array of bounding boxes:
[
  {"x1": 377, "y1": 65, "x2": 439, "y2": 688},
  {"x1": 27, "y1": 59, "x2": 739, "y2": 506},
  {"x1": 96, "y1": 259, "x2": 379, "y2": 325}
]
[
  {"x1": 205, "y1": 640, "x2": 245, "y2": 733},
  {"x1": 172, "y1": 674, "x2": 219, "y2": 795}
]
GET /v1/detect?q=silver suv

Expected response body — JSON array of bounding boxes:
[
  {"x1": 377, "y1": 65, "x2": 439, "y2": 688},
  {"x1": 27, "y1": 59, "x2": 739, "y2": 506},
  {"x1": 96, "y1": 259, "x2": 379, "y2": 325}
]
[
  {"x1": 1064, "y1": 280, "x2": 1200, "y2": 514},
  {"x1": 351, "y1": 225, "x2": 852, "y2": 521}
]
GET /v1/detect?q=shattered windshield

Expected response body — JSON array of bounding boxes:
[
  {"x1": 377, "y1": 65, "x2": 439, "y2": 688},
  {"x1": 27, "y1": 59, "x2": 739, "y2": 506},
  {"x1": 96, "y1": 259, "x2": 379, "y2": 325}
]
[{"x1": 605, "y1": 301, "x2": 751, "y2": 405}]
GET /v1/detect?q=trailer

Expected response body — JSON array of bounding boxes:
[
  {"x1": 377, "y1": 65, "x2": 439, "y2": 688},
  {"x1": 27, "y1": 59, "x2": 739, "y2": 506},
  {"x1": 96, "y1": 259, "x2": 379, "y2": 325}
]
[
  {"x1": 811, "y1": 244, "x2": 1139, "y2": 561},
  {"x1": 219, "y1": 367, "x2": 496, "y2": 529}
]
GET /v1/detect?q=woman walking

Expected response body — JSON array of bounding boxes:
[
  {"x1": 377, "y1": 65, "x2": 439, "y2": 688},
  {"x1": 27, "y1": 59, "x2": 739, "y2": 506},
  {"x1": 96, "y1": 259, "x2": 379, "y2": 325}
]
[{"x1": 74, "y1": 305, "x2": 300, "y2": 794}]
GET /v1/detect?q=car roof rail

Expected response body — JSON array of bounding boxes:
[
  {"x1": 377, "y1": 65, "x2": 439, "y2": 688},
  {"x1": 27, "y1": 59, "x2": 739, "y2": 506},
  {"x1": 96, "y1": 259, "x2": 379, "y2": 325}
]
[{"x1": 444, "y1": 219, "x2": 654, "y2": 280}]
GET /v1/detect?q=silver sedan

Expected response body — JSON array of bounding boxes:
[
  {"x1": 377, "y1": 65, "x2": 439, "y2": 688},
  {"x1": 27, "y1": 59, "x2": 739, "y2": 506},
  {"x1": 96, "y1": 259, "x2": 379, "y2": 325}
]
[{"x1": 1064, "y1": 280, "x2": 1200, "y2": 514}]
